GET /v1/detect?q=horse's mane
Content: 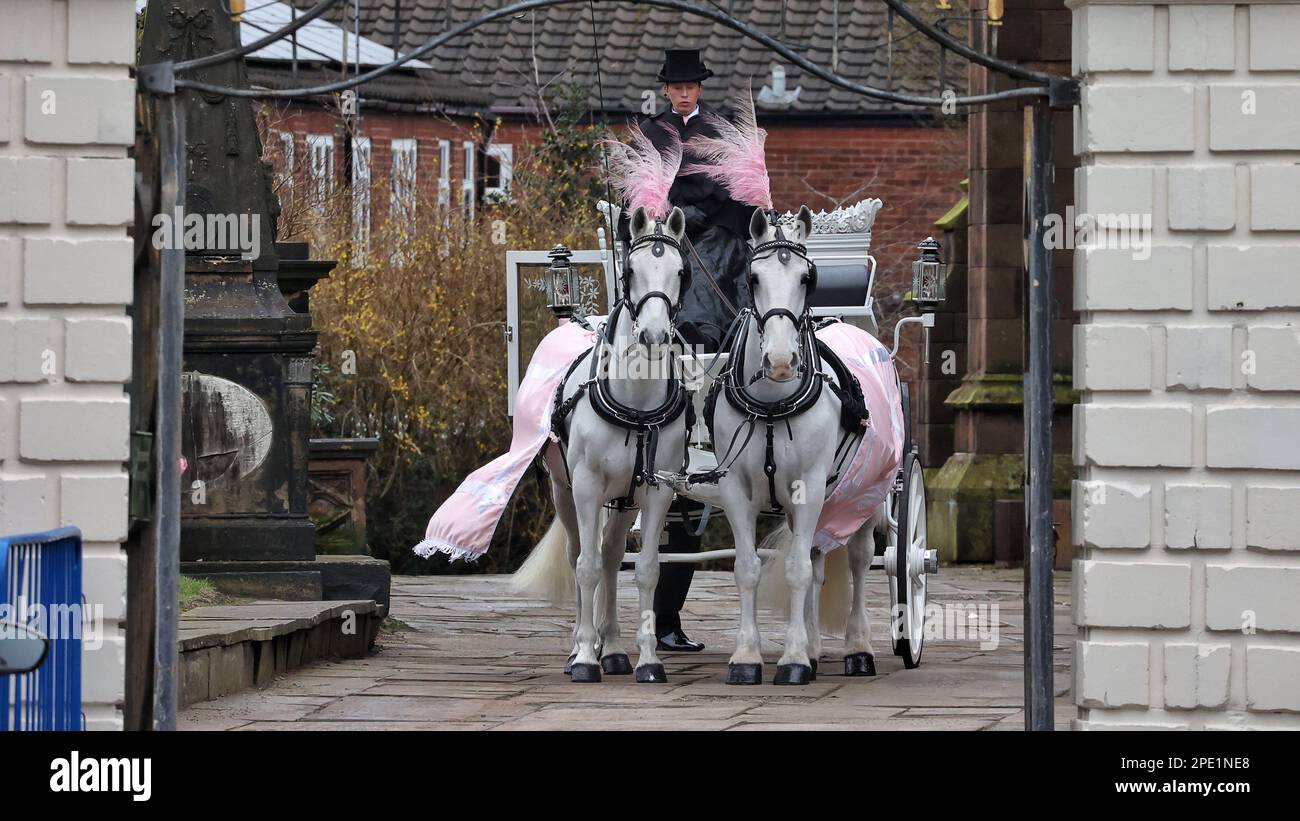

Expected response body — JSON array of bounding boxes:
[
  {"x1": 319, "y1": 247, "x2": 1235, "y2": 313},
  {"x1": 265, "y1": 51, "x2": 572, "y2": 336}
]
[
  {"x1": 681, "y1": 90, "x2": 773, "y2": 210},
  {"x1": 599, "y1": 123, "x2": 683, "y2": 220}
]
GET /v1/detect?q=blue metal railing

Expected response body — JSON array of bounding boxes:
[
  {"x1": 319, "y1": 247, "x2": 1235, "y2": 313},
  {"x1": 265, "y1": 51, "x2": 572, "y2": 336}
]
[{"x1": 0, "y1": 526, "x2": 84, "y2": 731}]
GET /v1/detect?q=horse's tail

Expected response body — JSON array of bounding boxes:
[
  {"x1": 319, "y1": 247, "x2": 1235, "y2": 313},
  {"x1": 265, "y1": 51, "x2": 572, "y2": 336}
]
[
  {"x1": 823, "y1": 506, "x2": 891, "y2": 635},
  {"x1": 510, "y1": 515, "x2": 574, "y2": 606},
  {"x1": 755, "y1": 525, "x2": 792, "y2": 614},
  {"x1": 819, "y1": 542, "x2": 852, "y2": 637},
  {"x1": 756, "y1": 525, "x2": 852, "y2": 636}
]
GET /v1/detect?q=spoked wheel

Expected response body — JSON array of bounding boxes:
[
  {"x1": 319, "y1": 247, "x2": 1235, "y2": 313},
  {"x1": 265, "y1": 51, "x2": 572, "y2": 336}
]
[{"x1": 885, "y1": 451, "x2": 935, "y2": 669}]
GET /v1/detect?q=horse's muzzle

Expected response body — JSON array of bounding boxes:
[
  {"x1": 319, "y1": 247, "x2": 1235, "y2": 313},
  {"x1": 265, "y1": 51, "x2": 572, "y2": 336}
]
[
  {"x1": 637, "y1": 327, "x2": 671, "y2": 348},
  {"x1": 763, "y1": 351, "x2": 799, "y2": 382}
]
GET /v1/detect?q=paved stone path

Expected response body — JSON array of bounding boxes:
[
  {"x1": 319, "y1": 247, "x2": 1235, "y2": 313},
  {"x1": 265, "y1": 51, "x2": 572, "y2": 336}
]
[{"x1": 179, "y1": 566, "x2": 1075, "y2": 730}]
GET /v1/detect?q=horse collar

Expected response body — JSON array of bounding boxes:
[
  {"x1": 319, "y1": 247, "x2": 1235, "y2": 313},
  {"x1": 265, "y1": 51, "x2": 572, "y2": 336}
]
[
  {"x1": 723, "y1": 312, "x2": 824, "y2": 422},
  {"x1": 589, "y1": 303, "x2": 688, "y2": 430}
]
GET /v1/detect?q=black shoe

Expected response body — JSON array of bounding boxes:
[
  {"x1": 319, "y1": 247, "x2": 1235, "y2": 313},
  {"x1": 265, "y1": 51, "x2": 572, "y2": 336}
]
[{"x1": 656, "y1": 628, "x2": 705, "y2": 652}]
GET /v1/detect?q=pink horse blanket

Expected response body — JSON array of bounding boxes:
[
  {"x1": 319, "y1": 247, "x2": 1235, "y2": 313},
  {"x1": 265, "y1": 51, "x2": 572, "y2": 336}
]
[
  {"x1": 412, "y1": 318, "x2": 597, "y2": 561},
  {"x1": 412, "y1": 318, "x2": 902, "y2": 561},
  {"x1": 808, "y1": 321, "x2": 904, "y2": 552}
]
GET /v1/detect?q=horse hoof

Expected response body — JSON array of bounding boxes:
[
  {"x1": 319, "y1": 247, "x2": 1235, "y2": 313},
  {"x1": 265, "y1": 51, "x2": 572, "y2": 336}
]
[
  {"x1": 843, "y1": 652, "x2": 876, "y2": 677},
  {"x1": 601, "y1": 653, "x2": 633, "y2": 675},
  {"x1": 810, "y1": 659, "x2": 818, "y2": 680},
  {"x1": 726, "y1": 663, "x2": 762, "y2": 685},
  {"x1": 570, "y1": 663, "x2": 602, "y2": 683},
  {"x1": 563, "y1": 653, "x2": 576, "y2": 675},
  {"x1": 774, "y1": 663, "x2": 813, "y2": 685},
  {"x1": 635, "y1": 663, "x2": 668, "y2": 684}
]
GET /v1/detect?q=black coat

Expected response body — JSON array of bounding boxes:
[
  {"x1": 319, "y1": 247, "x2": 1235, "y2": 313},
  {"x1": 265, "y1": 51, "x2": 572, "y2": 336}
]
[{"x1": 615, "y1": 101, "x2": 755, "y2": 351}]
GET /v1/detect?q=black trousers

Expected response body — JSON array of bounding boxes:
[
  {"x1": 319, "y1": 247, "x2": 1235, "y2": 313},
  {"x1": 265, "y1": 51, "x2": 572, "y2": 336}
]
[
  {"x1": 651, "y1": 224, "x2": 749, "y2": 636},
  {"x1": 653, "y1": 497, "x2": 706, "y2": 636}
]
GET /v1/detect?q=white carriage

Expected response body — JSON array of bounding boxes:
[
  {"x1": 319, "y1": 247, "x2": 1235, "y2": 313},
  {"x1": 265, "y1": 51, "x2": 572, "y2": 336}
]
[{"x1": 504, "y1": 197, "x2": 939, "y2": 668}]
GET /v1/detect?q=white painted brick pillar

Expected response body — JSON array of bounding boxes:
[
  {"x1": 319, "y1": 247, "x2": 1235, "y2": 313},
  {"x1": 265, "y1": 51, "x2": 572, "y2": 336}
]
[
  {"x1": 1071, "y1": 0, "x2": 1300, "y2": 729},
  {"x1": 0, "y1": 0, "x2": 136, "y2": 730}
]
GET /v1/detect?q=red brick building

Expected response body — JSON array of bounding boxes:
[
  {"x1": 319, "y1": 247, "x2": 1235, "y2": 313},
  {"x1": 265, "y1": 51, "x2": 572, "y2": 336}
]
[{"x1": 252, "y1": 0, "x2": 968, "y2": 332}]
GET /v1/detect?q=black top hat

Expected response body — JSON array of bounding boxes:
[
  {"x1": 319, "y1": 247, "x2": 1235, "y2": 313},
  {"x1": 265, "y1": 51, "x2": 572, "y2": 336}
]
[{"x1": 657, "y1": 48, "x2": 713, "y2": 83}]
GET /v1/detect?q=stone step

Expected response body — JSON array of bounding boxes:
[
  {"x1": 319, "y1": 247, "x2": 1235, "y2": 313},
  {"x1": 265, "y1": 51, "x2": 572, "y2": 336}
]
[
  {"x1": 179, "y1": 599, "x2": 386, "y2": 709},
  {"x1": 183, "y1": 570, "x2": 322, "y2": 601},
  {"x1": 181, "y1": 555, "x2": 391, "y2": 608}
]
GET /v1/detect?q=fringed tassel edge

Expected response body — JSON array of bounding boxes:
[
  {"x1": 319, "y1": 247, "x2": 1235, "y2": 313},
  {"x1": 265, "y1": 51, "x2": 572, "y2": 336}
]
[
  {"x1": 812, "y1": 531, "x2": 847, "y2": 554},
  {"x1": 412, "y1": 538, "x2": 486, "y2": 563}
]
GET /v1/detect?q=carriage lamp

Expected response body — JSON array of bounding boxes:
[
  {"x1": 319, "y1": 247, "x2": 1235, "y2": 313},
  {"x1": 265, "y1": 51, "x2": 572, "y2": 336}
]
[
  {"x1": 546, "y1": 243, "x2": 578, "y2": 320},
  {"x1": 893, "y1": 237, "x2": 947, "y2": 366},
  {"x1": 910, "y1": 236, "x2": 947, "y2": 308}
]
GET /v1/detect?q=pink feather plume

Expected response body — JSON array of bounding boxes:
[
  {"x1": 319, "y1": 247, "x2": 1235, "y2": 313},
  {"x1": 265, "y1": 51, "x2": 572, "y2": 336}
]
[
  {"x1": 599, "y1": 124, "x2": 683, "y2": 220},
  {"x1": 681, "y1": 90, "x2": 773, "y2": 210}
]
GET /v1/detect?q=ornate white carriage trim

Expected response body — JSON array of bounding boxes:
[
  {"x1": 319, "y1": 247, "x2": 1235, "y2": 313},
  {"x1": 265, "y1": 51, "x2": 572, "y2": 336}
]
[{"x1": 776, "y1": 196, "x2": 883, "y2": 238}]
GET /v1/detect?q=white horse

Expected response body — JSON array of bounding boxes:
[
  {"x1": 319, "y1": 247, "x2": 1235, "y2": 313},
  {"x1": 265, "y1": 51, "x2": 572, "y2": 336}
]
[
  {"x1": 514, "y1": 205, "x2": 691, "y2": 684},
  {"x1": 703, "y1": 205, "x2": 888, "y2": 685}
]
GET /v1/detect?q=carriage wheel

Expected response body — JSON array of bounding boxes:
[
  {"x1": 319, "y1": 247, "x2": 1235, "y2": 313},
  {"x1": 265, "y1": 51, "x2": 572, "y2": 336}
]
[{"x1": 886, "y1": 451, "x2": 933, "y2": 669}]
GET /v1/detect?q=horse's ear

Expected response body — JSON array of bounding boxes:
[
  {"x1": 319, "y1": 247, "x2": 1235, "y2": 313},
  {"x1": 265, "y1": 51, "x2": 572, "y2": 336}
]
[
  {"x1": 631, "y1": 206, "x2": 650, "y2": 238},
  {"x1": 794, "y1": 205, "x2": 813, "y2": 243},
  {"x1": 666, "y1": 206, "x2": 685, "y2": 239},
  {"x1": 749, "y1": 207, "x2": 769, "y2": 243}
]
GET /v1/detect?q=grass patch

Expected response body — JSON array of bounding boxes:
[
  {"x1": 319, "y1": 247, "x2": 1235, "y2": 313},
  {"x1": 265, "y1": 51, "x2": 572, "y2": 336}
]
[
  {"x1": 179, "y1": 576, "x2": 217, "y2": 612},
  {"x1": 379, "y1": 616, "x2": 414, "y2": 635},
  {"x1": 179, "y1": 576, "x2": 254, "y2": 613}
]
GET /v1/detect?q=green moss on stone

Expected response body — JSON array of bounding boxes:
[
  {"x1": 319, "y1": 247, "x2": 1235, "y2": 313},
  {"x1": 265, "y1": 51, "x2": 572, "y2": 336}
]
[
  {"x1": 926, "y1": 453, "x2": 1075, "y2": 563},
  {"x1": 934, "y1": 194, "x2": 969, "y2": 231},
  {"x1": 944, "y1": 372, "x2": 1080, "y2": 409}
]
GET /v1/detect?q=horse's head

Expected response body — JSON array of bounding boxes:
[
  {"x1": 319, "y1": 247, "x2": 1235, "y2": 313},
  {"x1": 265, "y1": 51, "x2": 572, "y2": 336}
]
[
  {"x1": 624, "y1": 205, "x2": 687, "y2": 350},
  {"x1": 747, "y1": 204, "x2": 814, "y2": 382}
]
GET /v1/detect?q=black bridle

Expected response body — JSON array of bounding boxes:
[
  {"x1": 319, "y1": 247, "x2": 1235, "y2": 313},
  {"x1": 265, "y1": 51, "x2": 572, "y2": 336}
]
[
  {"x1": 747, "y1": 214, "x2": 819, "y2": 334},
  {"x1": 620, "y1": 219, "x2": 689, "y2": 321}
]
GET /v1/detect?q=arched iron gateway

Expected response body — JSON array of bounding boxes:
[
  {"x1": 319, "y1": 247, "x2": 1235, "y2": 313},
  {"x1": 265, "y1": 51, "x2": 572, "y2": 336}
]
[{"x1": 134, "y1": 0, "x2": 1079, "y2": 731}]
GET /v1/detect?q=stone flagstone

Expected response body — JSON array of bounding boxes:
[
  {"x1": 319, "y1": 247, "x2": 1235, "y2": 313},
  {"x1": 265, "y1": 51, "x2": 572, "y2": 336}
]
[{"x1": 179, "y1": 568, "x2": 1075, "y2": 730}]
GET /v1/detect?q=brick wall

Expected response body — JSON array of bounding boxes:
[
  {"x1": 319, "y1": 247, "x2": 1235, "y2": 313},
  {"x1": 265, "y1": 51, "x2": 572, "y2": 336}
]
[
  {"x1": 263, "y1": 105, "x2": 963, "y2": 301},
  {"x1": 1072, "y1": 0, "x2": 1300, "y2": 728},
  {"x1": 1, "y1": 0, "x2": 136, "y2": 731},
  {"x1": 765, "y1": 122, "x2": 969, "y2": 349}
]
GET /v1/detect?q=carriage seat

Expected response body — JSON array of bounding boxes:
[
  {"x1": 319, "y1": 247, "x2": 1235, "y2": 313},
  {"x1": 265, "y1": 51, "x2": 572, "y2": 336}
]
[
  {"x1": 810, "y1": 263, "x2": 871, "y2": 308},
  {"x1": 795, "y1": 196, "x2": 885, "y2": 338},
  {"x1": 807, "y1": 261, "x2": 878, "y2": 336}
]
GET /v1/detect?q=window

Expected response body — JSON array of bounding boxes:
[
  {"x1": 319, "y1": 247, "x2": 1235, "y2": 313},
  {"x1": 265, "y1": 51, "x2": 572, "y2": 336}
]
[
  {"x1": 390, "y1": 138, "x2": 418, "y2": 224},
  {"x1": 483, "y1": 143, "x2": 513, "y2": 204},
  {"x1": 277, "y1": 131, "x2": 295, "y2": 204},
  {"x1": 351, "y1": 135, "x2": 371, "y2": 262},
  {"x1": 462, "y1": 140, "x2": 475, "y2": 221},
  {"x1": 437, "y1": 139, "x2": 451, "y2": 209},
  {"x1": 306, "y1": 133, "x2": 334, "y2": 213}
]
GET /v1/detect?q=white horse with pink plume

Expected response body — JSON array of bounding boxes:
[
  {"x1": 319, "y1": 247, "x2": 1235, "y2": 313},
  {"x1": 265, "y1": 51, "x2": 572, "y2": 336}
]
[
  {"x1": 660, "y1": 92, "x2": 907, "y2": 685},
  {"x1": 418, "y1": 124, "x2": 693, "y2": 684}
]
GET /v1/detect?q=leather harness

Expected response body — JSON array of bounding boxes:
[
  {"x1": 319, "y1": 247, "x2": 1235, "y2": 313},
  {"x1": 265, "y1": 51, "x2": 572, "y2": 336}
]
[
  {"x1": 692, "y1": 214, "x2": 871, "y2": 514},
  {"x1": 550, "y1": 223, "x2": 694, "y2": 511}
]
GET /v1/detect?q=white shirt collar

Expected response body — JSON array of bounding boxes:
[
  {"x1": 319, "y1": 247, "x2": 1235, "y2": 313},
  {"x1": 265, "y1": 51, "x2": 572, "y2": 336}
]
[{"x1": 679, "y1": 105, "x2": 700, "y2": 123}]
